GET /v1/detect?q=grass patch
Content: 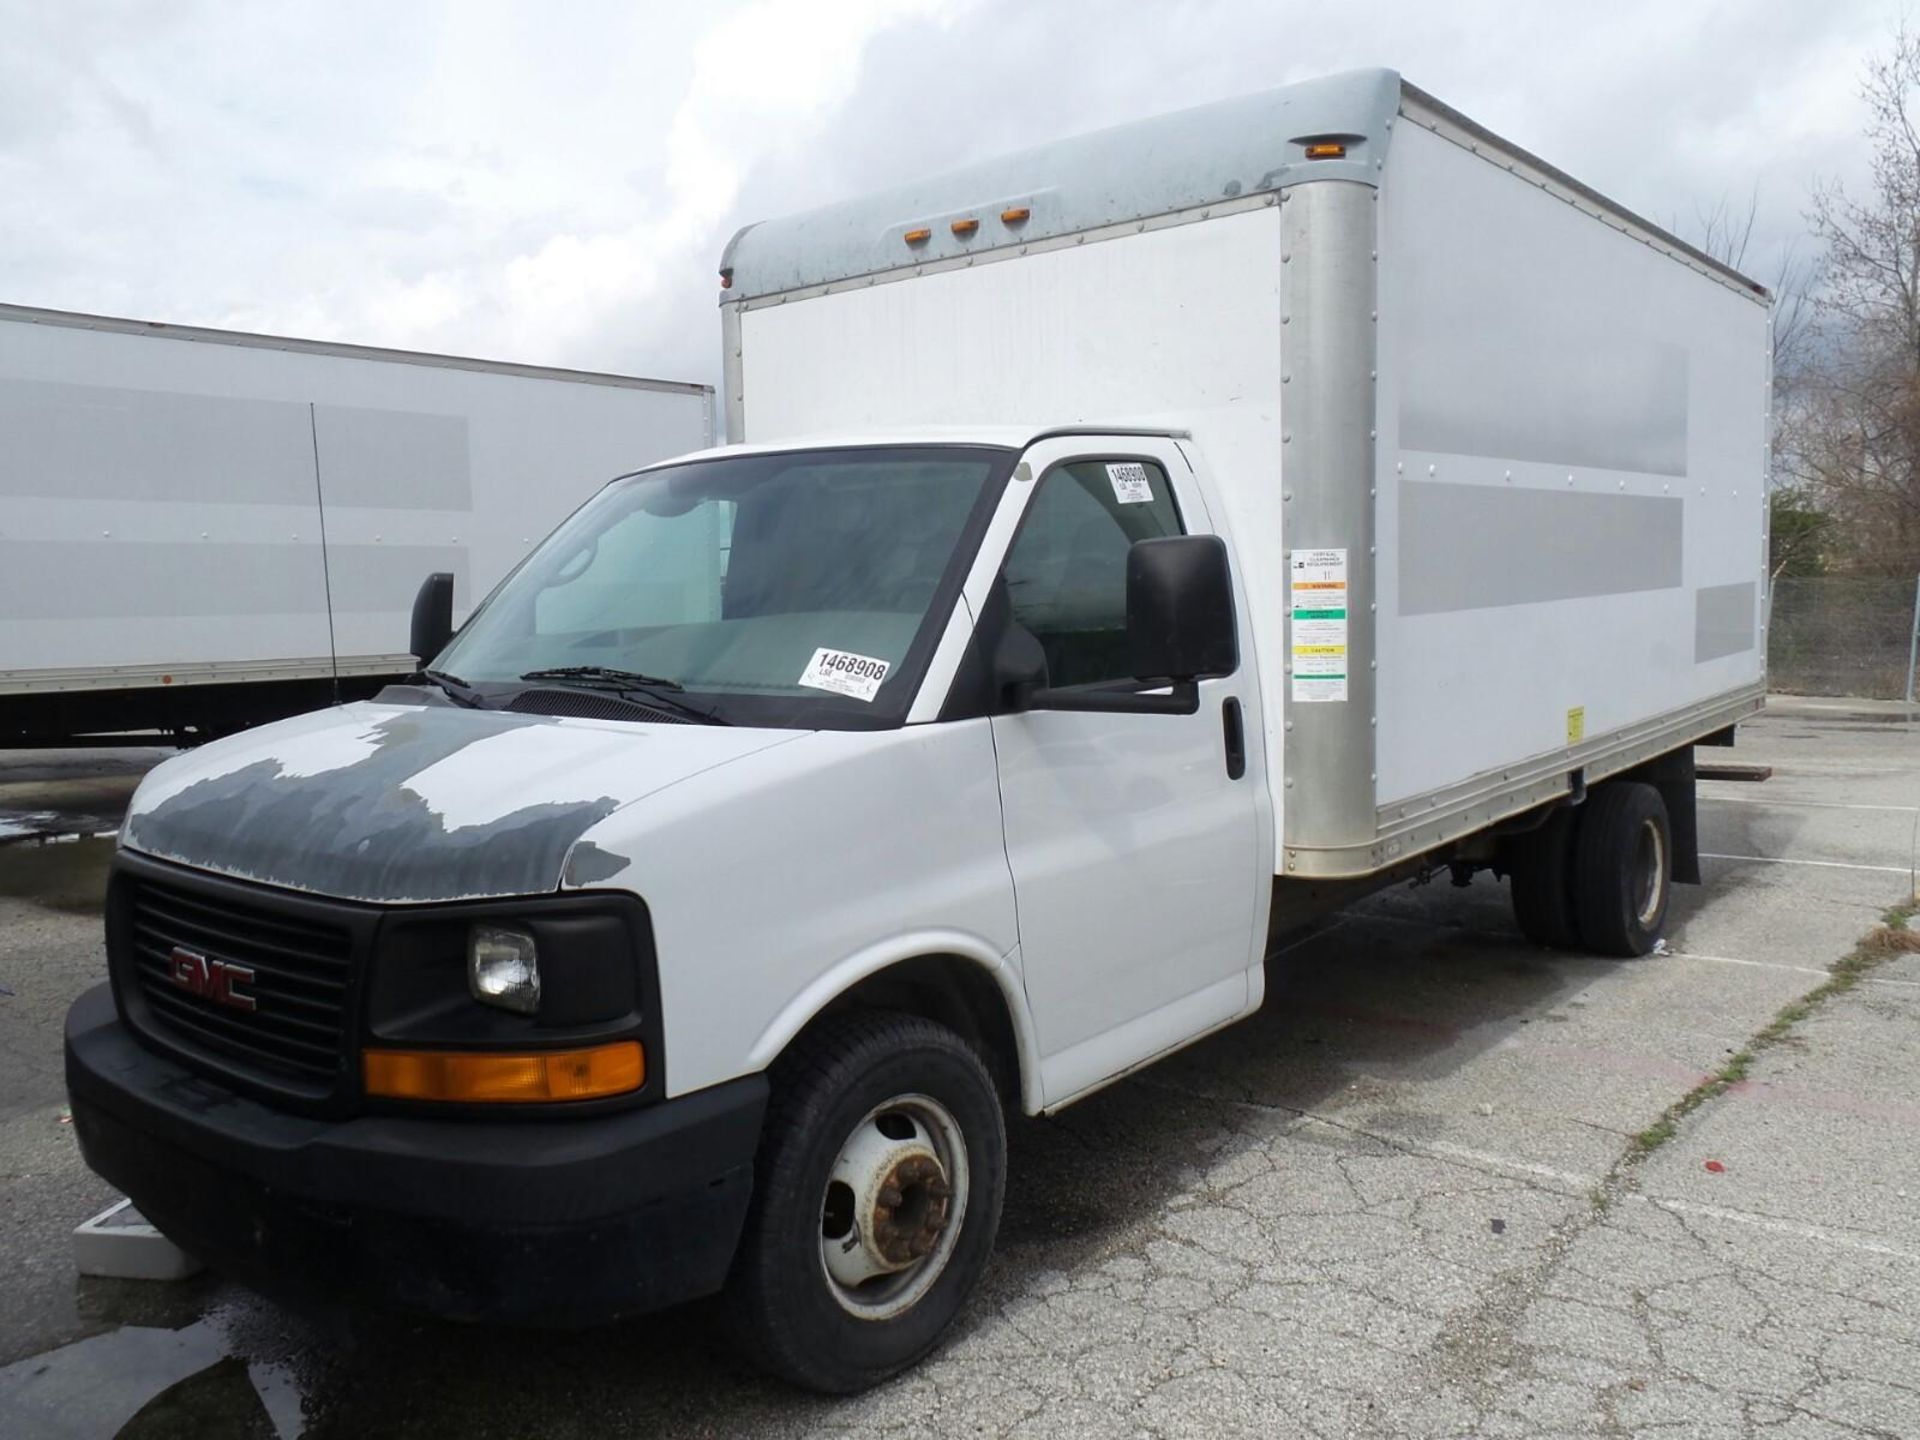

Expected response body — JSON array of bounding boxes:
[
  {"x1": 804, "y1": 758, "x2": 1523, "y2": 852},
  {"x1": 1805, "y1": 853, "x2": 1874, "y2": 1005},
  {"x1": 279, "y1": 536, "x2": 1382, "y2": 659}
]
[{"x1": 1626, "y1": 900, "x2": 1918, "y2": 1163}]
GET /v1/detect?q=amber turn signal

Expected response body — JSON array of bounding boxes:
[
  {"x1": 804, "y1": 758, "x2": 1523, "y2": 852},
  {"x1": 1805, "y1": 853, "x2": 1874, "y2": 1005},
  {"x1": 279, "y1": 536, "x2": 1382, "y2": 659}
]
[{"x1": 364, "y1": 1041, "x2": 644, "y2": 1103}]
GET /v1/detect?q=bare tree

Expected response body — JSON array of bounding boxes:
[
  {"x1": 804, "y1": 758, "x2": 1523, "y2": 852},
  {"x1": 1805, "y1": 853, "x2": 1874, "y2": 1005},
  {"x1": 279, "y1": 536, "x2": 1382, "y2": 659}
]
[
  {"x1": 1681, "y1": 192, "x2": 1825, "y2": 574},
  {"x1": 1796, "y1": 25, "x2": 1920, "y2": 572},
  {"x1": 1680, "y1": 189, "x2": 1818, "y2": 385}
]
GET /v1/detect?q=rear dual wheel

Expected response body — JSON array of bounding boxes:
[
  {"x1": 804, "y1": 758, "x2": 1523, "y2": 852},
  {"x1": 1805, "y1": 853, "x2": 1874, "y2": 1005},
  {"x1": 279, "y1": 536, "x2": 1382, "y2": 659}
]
[
  {"x1": 1508, "y1": 805, "x2": 1582, "y2": 950},
  {"x1": 1507, "y1": 781, "x2": 1671, "y2": 957}
]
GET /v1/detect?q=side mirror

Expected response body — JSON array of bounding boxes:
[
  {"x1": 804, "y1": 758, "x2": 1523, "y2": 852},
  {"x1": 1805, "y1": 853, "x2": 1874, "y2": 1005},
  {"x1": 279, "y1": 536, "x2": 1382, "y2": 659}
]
[
  {"x1": 1126, "y1": 535, "x2": 1237, "y2": 682},
  {"x1": 990, "y1": 615, "x2": 1049, "y2": 712},
  {"x1": 410, "y1": 571, "x2": 455, "y2": 668}
]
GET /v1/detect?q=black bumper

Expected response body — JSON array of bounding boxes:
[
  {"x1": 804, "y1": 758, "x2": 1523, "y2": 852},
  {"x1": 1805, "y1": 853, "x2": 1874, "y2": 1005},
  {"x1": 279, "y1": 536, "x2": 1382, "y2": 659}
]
[{"x1": 65, "y1": 984, "x2": 767, "y2": 1326}]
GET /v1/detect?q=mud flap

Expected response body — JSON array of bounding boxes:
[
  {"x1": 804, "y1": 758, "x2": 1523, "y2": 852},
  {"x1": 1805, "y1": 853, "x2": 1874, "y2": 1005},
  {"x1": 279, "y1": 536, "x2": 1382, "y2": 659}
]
[{"x1": 1625, "y1": 748, "x2": 1700, "y2": 886}]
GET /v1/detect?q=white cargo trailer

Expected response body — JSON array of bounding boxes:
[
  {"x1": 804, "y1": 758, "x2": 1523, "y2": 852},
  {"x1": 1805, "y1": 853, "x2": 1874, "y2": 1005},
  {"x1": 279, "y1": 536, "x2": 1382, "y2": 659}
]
[
  {"x1": 69, "y1": 69, "x2": 1770, "y2": 1393},
  {"x1": 0, "y1": 303, "x2": 713, "y2": 742},
  {"x1": 720, "y1": 66, "x2": 1770, "y2": 890}
]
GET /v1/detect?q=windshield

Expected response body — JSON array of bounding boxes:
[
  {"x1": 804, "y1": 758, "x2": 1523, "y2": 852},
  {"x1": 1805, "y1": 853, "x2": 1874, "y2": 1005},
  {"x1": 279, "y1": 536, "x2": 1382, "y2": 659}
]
[{"x1": 435, "y1": 445, "x2": 1014, "y2": 728}]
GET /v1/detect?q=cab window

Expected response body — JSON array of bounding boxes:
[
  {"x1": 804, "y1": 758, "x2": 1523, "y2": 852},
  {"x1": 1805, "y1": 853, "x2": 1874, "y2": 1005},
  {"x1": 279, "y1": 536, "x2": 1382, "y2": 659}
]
[{"x1": 1001, "y1": 459, "x2": 1183, "y2": 688}]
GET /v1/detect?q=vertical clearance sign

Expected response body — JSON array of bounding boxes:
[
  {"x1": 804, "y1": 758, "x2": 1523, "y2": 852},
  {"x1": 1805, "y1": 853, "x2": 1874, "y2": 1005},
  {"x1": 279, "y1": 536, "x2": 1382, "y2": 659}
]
[{"x1": 1289, "y1": 548, "x2": 1348, "y2": 703}]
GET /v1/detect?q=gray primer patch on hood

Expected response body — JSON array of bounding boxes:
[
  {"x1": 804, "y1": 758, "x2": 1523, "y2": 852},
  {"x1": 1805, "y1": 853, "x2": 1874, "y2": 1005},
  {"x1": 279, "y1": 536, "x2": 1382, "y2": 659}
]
[
  {"x1": 122, "y1": 709, "x2": 622, "y2": 903},
  {"x1": 563, "y1": 840, "x2": 632, "y2": 887}
]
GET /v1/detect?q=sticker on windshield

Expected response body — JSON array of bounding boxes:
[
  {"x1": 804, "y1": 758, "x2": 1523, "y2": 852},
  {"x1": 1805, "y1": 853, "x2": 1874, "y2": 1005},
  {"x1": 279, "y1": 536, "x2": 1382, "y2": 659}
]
[
  {"x1": 1106, "y1": 462, "x2": 1154, "y2": 505},
  {"x1": 798, "y1": 647, "x2": 892, "y2": 702}
]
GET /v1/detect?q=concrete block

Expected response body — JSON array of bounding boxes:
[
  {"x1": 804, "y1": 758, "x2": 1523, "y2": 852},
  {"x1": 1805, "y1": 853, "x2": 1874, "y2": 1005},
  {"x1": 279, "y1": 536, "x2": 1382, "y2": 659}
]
[{"x1": 73, "y1": 1197, "x2": 203, "y2": 1281}]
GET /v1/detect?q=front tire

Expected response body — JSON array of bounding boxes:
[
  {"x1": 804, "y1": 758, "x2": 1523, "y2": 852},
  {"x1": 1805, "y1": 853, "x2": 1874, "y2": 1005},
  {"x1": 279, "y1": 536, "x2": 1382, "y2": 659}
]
[
  {"x1": 723, "y1": 1011, "x2": 1006, "y2": 1393},
  {"x1": 1571, "y1": 782, "x2": 1672, "y2": 957}
]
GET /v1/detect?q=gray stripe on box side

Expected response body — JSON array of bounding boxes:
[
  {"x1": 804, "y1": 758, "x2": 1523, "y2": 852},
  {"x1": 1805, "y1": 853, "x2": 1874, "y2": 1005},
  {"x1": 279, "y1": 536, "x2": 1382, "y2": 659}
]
[
  {"x1": 1694, "y1": 580, "x2": 1756, "y2": 662},
  {"x1": 323, "y1": 544, "x2": 466, "y2": 612},
  {"x1": 0, "y1": 541, "x2": 463, "y2": 619},
  {"x1": 1, "y1": 540, "x2": 327, "y2": 618},
  {"x1": 1399, "y1": 481, "x2": 1683, "y2": 615},
  {"x1": 0, "y1": 380, "x2": 477, "y2": 512},
  {"x1": 1400, "y1": 341, "x2": 1690, "y2": 480},
  {"x1": 0, "y1": 378, "x2": 314, "y2": 505},
  {"x1": 313, "y1": 405, "x2": 472, "y2": 511}
]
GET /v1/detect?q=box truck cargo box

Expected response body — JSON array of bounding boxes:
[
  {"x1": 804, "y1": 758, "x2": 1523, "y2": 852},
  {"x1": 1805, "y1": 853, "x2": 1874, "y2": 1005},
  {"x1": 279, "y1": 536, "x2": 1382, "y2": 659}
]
[
  {"x1": 67, "y1": 68, "x2": 1768, "y2": 1393},
  {"x1": 719, "y1": 67, "x2": 1769, "y2": 879},
  {"x1": 0, "y1": 304, "x2": 713, "y2": 742}
]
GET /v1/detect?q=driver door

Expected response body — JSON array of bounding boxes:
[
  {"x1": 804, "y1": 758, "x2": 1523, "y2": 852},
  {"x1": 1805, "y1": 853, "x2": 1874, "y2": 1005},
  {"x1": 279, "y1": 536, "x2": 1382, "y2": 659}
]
[{"x1": 981, "y1": 437, "x2": 1265, "y2": 1107}]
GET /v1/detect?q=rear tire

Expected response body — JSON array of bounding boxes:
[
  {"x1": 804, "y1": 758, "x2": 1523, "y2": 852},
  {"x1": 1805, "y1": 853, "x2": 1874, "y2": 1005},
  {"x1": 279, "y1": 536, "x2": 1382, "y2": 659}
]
[
  {"x1": 1571, "y1": 782, "x2": 1671, "y2": 957},
  {"x1": 723, "y1": 1011, "x2": 1006, "y2": 1393},
  {"x1": 1507, "y1": 806, "x2": 1581, "y2": 950}
]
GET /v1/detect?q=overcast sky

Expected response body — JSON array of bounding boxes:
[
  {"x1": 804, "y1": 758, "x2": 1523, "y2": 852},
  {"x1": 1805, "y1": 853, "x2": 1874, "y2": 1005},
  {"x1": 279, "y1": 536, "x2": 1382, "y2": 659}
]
[{"x1": 0, "y1": 0, "x2": 1896, "y2": 395}]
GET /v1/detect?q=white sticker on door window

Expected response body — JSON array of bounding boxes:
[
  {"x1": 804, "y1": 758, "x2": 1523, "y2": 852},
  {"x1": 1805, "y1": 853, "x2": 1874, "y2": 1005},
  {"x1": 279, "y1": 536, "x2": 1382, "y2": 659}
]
[
  {"x1": 1106, "y1": 462, "x2": 1154, "y2": 505},
  {"x1": 798, "y1": 647, "x2": 892, "y2": 702}
]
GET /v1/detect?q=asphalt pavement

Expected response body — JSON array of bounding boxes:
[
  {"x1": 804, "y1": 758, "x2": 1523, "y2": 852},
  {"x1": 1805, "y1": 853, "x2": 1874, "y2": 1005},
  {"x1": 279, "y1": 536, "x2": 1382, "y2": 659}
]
[{"x1": 0, "y1": 701, "x2": 1915, "y2": 1438}]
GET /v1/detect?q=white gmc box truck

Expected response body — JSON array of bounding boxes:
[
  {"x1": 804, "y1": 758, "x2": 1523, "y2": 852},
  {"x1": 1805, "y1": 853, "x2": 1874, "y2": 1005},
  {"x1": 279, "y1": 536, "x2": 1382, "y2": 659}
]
[
  {"x1": 0, "y1": 303, "x2": 712, "y2": 743},
  {"x1": 66, "y1": 69, "x2": 1768, "y2": 1391}
]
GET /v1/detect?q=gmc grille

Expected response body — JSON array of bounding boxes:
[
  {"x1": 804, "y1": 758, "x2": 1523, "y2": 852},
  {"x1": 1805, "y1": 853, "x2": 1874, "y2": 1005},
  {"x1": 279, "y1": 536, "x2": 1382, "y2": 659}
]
[{"x1": 121, "y1": 874, "x2": 353, "y2": 1093}]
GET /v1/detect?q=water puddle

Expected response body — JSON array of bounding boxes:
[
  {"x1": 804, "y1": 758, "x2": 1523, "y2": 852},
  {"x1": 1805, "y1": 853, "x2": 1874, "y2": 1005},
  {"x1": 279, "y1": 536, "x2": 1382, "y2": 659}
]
[
  {"x1": 0, "y1": 835, "x2": 119, "y2": 915},
  {"x1": 0, "y1": 822, "x2": 123, "y2": 850},
  {"x1": 0, "y1": 751, "x2": 168, "y2": 852},
  {"x1": 0, "y1": 1313, "x2": 305, "y2": 1439}
]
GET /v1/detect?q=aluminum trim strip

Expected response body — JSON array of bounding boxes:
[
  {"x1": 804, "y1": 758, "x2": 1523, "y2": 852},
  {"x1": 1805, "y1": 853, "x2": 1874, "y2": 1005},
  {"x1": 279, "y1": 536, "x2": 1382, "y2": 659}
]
[
  {"x1": 1279, "y1": 684, "x2": 1768, "y2": 877},
  {"x1": 0, "y1": 302, "x2": 712, "y2": 397}
]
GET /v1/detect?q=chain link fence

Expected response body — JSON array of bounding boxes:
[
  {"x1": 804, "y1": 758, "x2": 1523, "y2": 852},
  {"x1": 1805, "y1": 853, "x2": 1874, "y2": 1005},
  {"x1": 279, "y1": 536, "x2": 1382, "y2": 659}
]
[{"x1": 1768, "y1": 575, "x2": 1920, "y2": 700}]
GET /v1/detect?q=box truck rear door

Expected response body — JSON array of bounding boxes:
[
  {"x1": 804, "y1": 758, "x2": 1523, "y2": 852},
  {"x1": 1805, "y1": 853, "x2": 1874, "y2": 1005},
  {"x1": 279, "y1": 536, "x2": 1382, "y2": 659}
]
[{"x1": 984, "y1": 438, "x2": 1261, "y2": 1106}]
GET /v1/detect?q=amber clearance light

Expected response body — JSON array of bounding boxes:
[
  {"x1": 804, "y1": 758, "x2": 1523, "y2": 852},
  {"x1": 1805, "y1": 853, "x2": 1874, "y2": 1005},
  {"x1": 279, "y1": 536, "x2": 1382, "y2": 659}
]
[{"x1": 364, "y1": 1041, "x2": 644, "y2": 1103}]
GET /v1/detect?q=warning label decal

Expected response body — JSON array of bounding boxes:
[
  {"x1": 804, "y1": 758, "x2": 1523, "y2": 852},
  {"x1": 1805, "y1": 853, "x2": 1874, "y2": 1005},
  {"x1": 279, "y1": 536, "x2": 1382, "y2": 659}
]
[{"x1": 1289, "y1": 548, "x2": 1348, "y2": 704}]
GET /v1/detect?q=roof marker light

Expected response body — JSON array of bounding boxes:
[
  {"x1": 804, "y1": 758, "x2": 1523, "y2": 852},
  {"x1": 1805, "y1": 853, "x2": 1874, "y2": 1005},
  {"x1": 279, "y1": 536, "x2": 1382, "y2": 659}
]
[
  {"x1": 1303, "y1": 141, "x2": 1347, "y2": 160},
  {"x1": 1001, "y1": 207, "x2": 1031, "y2": 225},
  {"x1": 904, "y1": 227, "x2": 932, "y2": 246},
  {"x1": 951, "y1": 217, "x2": 980, "y2": 237}
]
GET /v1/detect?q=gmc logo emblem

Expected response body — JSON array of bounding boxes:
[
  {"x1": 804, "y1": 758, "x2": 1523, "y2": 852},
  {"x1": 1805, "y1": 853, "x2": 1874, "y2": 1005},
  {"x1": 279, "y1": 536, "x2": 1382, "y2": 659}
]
[{"x1": 167, "y1": 946, "x2": 257, "y2": 1013}]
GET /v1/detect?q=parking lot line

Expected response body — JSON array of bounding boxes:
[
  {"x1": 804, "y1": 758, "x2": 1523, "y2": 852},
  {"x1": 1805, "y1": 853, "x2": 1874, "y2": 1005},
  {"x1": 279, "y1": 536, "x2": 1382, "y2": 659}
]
[
  {"x1": 1641, "y1": 1195, "x2": 1920, "y2": 1264},
  {"x1": 1702, "y1": 794, "x2": 1920, "y2": 814},
  {"x1": 1669, "y1": 948, "x2": 1920, "y2": 990},
  {"x1": 1314, "y1": 1122, "x2": 1920, "y2": 1264},
  {"x1": 1284, "y1": 1119, "x2": 1920, "y2": 1264},
  {"x1": 1666, "y1": 949, "x2": 1828, "y2": 977},
  {"x1": 1699, "y1": 852, "x2": 1914, "y2": 875},
  {"x1": 1422, "y1": 1140, "x2": 1598, "y2": 1190}
]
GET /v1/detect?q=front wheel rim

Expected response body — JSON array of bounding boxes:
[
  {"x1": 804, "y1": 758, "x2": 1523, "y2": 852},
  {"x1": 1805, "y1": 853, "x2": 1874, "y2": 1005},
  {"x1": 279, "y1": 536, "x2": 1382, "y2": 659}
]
[{"x1": 818, "y1": 1092, "x2": 970, "y2": 1321}]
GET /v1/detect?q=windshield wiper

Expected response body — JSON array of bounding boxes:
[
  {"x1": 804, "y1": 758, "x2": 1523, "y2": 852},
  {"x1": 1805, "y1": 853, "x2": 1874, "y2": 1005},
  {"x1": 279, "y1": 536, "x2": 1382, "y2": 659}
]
[
  {"x1": 420, "y1": 669, "x2": 484, "y2": 708},
  {"x1": 518, "y1": 666, "x2": 728, "y2": 725},
  {"x1": 520, "y1": 666, "x2": 685, "y2": 692}
]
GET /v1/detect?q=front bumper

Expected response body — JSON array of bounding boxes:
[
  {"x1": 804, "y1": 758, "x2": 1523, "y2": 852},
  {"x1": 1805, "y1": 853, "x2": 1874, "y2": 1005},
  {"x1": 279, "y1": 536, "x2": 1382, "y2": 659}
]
[{"x1": 65, "y1": 983, "x2": 768, "y2": 1326}]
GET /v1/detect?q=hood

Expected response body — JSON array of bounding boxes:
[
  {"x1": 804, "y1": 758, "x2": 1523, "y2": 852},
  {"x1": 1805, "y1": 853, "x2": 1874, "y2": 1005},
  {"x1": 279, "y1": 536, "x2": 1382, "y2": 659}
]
[{"x1": 121, "y1": 699, "x2": 802, "y2": 903}]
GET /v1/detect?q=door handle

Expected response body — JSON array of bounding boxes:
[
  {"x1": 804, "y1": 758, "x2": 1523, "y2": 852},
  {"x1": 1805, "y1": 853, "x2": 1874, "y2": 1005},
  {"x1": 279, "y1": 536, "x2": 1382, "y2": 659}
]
[{"x1": 1221, "y1": 697, "x2": 1246, "y2": 780}]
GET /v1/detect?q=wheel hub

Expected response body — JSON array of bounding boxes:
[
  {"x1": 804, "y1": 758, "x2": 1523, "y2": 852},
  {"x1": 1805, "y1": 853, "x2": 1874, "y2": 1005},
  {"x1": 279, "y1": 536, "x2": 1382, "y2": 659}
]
[
  {"x1": 869, "y1": 1151, "x2": 953, "y2": 1265},
  {"x1": 819, "y1": 1094, "x2": 970, "y2": 1319}
]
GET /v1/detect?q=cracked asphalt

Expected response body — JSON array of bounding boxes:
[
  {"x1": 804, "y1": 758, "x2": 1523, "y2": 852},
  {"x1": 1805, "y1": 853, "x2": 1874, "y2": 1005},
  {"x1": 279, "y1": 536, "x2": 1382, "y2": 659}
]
[{"x1": 1, "y1": 698, "x2": 1916, "y2": 1438}]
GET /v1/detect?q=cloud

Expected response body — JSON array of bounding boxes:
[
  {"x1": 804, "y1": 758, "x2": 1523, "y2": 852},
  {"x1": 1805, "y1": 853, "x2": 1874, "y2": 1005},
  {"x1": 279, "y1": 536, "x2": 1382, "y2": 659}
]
[
  {"x1": 0, "y1": 0, "x2": 1897, "y2": 403},
  {"x1": 492, "y1": 0, "x2": 977, "y2": 369}
]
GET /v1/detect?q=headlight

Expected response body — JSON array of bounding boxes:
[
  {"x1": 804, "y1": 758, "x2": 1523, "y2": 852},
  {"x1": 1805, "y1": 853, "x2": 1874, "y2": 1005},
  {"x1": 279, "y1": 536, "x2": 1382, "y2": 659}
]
[{"x1": 468, "y1": 925, "x2": 540, "y2": 1014}]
